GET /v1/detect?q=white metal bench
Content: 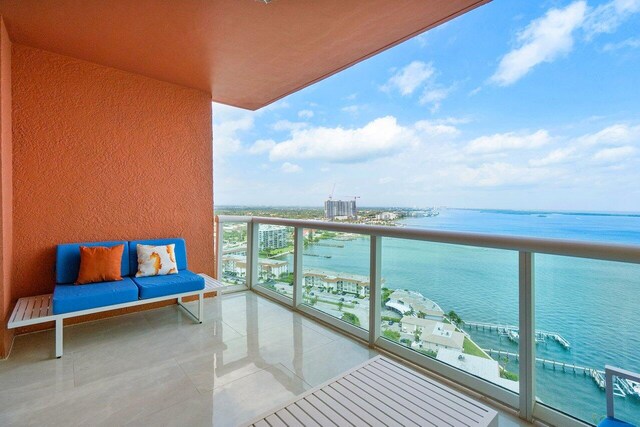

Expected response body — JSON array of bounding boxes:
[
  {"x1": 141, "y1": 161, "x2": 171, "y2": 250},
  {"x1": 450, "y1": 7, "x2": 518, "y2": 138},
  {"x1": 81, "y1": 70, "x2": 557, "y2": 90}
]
[
  {"x1": 246, "y1": 355, "x2": 498, "y2": 427},
  {"x1": 7, "y1": 273, "x2": 223, "y2": 358}
]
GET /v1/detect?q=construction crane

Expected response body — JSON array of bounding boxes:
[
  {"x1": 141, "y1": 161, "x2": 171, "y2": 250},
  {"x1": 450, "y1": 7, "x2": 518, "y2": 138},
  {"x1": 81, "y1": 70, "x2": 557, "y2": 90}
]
[
  {"x1": 328, "y1": 183, "x2": 336, "y2": 200},
  {"x1": 339, "y1": 195, "x2": 361, "y2": 202}
]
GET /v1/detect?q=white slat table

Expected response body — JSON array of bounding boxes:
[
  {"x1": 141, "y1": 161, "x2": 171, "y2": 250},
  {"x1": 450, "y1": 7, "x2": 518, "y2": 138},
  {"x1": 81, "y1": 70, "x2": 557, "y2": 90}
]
[{"x1": 246, "y1": 356, "x2": 498, "y2": 427}]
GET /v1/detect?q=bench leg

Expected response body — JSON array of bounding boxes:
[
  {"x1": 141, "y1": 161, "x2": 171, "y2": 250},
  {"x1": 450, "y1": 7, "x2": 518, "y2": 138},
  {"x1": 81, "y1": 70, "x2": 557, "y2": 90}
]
[
  {"x1": 197, "y1": 293, "x2": 203, "y2": 324},
  {"x1": 55, "y1": 318, "x2": 63, "y2": 358}
]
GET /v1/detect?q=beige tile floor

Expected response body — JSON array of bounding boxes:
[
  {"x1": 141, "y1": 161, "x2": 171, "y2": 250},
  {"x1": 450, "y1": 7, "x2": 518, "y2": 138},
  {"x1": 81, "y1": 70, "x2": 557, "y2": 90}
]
[{"x1": 0, "y1": 291, "x2": 533, "y2": 426}]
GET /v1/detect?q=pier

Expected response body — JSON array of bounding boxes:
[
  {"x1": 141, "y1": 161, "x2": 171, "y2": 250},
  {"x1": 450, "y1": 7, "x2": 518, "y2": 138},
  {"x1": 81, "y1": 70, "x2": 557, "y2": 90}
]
[
  {"x1": 464, "y1": 321, "x2": 571, "y2": 349},
  {"x1": 303, "y1": 253, "x2": 332, "y2": 258},
  {"x1": 483, "y1": 348, "x2": 634, "y2": 398},
  {"x1": 311, "y1": 242, "x2": 344, "y2": 248}
]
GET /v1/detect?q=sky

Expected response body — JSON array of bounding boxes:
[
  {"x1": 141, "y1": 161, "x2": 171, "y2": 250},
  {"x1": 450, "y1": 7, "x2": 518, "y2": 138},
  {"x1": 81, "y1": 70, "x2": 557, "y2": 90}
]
[{"x1": 213, "y1": 0, "x2": 640, "y2": 212}]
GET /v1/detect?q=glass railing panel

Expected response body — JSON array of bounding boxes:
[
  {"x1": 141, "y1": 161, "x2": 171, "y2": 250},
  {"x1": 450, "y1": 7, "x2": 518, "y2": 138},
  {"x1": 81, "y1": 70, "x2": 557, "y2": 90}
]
[
  {"x1": 255, "y1": 224, "x2": 294, "y2": 300},
  {"x1": 301, "y1": 229, "x2": 370, "y2": 330},
  {"x1": 535, "y1": 255, "x2": 640, "y2": 425},
  {"x1": 380, "y1": 237, "x2": 519, "y2": 393},
  {"x1": 220, "y1": 222, "x2": 249, "y2": 287}
]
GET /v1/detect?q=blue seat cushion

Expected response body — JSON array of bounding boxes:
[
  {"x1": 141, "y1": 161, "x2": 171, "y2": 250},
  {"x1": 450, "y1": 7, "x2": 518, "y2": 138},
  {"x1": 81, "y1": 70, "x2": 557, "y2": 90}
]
[
  {"x1": 132, "y1": 270, "x2": 204, "y2": 300},
  {"x1": 52, "y1": 278, "x2": 139, "y2": 314},
  {"x1": 128, "y1": 238, "x2": 188, "y2": 277},
  {"x1": 598, "y1": 417, "x2": 635, "y2": 427}
]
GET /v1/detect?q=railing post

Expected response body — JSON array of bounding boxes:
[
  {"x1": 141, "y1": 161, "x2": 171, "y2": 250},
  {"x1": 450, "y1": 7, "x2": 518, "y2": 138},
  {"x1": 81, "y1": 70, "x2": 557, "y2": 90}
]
[
  {"x1": 247, "y1": 221, "x2": 259, "y2": 290},
  {"x1": 293, "y1": 227, "x2": 303, "y2": 308},
  {"x1": 369, "y1": 235, "x2": 382, "y2": 347},
  {"x1": 215, "y1": 217, "x2": 224, "y2": 281},
  {"x1": 519, "y1": 251, "x2": 535, "y2": 421}
]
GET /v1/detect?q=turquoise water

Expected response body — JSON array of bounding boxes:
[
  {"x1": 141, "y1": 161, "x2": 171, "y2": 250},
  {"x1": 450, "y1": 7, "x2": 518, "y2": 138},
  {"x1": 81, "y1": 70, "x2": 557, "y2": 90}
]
[{"x1": 287, "y1": 209, "x2": 640, "y2": 425}]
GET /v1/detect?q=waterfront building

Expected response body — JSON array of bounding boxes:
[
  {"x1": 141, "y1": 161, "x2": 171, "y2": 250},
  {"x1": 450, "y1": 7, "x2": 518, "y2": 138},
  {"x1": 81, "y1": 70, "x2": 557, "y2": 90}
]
[
  {"x1": 223, "y1": 255, "x2": 288, "y2": 279},
  {"x1": 258, "y1": 225, "x2": 290, "y2": 250},
  {"x1": 436, "y1": 349, "x2": 518, "y2": 393},
  {"x1": 324, "y1": 199, "x2": 357, "y2": 220},
  {"x1": 400, "y1": 316, "x2": 465, "y2": 352},
  {"x1": 386, "y1": 289, "x2": 444, "y2": 320},
  {"x1": 376, "y1": 212, "x2": 398, "y2": 220},
  {"x1": 304, "y1": 268, "x2": 369, "y2": 297}
]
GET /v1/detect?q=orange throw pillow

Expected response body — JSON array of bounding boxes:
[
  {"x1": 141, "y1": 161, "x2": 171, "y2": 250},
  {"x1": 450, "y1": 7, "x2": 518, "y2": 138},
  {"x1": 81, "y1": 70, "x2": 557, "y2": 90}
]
[{"x1": 75, "y1": 244, "x2": 125, "y2": 285}]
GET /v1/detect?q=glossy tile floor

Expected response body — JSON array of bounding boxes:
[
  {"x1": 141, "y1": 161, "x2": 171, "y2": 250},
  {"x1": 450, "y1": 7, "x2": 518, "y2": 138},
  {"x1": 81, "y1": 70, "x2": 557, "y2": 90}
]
[{"x1": 0, "y1": 292, "x2": 532, "y2": 426}]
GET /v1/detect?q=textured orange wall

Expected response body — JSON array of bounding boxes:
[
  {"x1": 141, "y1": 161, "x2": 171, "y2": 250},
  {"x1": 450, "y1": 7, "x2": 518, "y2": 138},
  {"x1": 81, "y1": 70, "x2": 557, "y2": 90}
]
[
  {"x1": 11, "y1": 45, "x2": 214, "y2": 304},
  {"x1": 0, "y1": 18, "x2": 13, "y2": 357}
]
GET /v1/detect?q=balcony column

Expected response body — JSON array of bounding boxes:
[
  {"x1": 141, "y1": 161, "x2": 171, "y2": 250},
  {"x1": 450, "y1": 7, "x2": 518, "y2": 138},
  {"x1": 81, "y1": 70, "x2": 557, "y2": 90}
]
[
  {"x1": 518, "y1": 251, "x2": 535, "y2": 421},
  {"x1": 247, "y1": 221, "x2": 259, "y2": 290},
  {"x1": 215, "y1": 218, "x2": 224, "y2": 280},
  {"x1": 369, "y1": 235, "x2": 382, "y2": 347},
  {"x1": 293, "y1": 227, "x2": 303, "y2": 308}
]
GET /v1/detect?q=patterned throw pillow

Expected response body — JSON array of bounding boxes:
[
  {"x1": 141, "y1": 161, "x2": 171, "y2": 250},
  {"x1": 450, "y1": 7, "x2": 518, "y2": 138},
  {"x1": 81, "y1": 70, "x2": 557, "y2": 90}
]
[{"x1": 136, "y1": 244, "x2": 179, "y2": 277}]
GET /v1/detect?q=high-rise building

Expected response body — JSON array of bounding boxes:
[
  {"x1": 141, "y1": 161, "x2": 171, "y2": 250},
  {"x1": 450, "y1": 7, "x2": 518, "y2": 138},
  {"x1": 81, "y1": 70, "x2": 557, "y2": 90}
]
[
  {"x1": 324, "y1": 199, "x2": 357, "y2": 220},
  {"x1": 258, "y1": 225, "x2": 290, "y2": 250}
]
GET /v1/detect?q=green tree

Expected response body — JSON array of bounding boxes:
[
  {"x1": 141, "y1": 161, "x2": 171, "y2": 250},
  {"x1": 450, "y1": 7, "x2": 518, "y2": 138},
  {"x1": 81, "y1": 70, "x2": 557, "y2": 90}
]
[
  {"x1": 382, "y1": 329, "x2": 400, "y2": 342},
  {"x1": 341, "y1": 312, "x2": 360, "y2": 326},
  {"x1": 447, "y1": 310, "x2": 463, "y2": 326}
]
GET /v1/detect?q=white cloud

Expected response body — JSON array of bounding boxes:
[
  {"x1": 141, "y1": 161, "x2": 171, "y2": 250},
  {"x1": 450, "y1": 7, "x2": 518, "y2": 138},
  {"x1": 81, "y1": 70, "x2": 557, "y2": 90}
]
[
  {"x1": 272, "y1": 120, "x2": 308, "y2": 132},
  {"x1": 382, "y1": 61, "x2": 435, "y2": 95},
  {"x1": 269, "y1": 116, "x2": 416, "y2": 163},
  {"x1": 491, "y1": 1, "x2": 587, "y2": 86},
  {"x1": 468, "y1": 86, "x2": 482, "y2": 96},
  {"x1": 379, "y1": 177, "x2": 394, "y2": 184},
  {"x1": 281, "y1": 162, "x2": 302, "y2": 173},
  {"x1": 249, "y1": 139, "x2": 276, "y2": 155},
  {"x1": 414, "y1": 120, "x2": 461, "y2": 138},
  {"x1": 529, "y1": 147, "x2": 576, "y2": 166},
  {"x1": 298, "y1": 109, "x2": 314, "y2": 119},
  {"x1": 213, "y1": 103, "x2": 255, "y2": 155},
  {"x1": 592, "y1": 145, "x2": 636, "y2": 162},
  {"x1": 451, "y1": 162, "x2": 557, "y2": 188},
  {"x1": 584, "y1": 0, "x2": 640, "y2": 38},
  {"x1": 579, "y1": 124, "x2": 640, "y2": 145},
  {"x1": 602, "y1": 37, "x2": 640, "y2": 51},
  {"x1": 342, "y1": 105, "x2": 361, "y2": 114},
  {"x1": 420, "y1": 86, "x2": 454, "y2": 113},
  {"x1": 465, "y1": 130, "x2": 551, "y2": 154}
]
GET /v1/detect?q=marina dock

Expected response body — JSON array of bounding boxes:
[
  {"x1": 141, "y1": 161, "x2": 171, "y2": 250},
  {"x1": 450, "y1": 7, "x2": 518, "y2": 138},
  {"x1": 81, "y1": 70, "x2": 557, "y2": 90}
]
[
  {"x1": 464, "y1": 321, "x2": 571, "y2": 349},
  {"x1": 483, "y1": 348, "x2": 636, "y2": 398}
]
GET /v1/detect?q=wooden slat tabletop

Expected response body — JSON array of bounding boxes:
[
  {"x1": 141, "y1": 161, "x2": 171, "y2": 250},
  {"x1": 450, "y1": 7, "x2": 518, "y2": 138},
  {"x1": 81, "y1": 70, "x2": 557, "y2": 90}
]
[{"x1": 246, "y1": 356, "x2": 498, "y2": 427}]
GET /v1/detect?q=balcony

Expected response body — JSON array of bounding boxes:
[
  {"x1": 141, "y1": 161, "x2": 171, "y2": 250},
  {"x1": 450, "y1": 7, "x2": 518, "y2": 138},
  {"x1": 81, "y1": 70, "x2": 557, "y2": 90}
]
[
  {"x1": 0, "y1": 1, "x2": 638, "y2": 426},
  {"x1": 0, "y1": 283, "x2": 530, "y2": 426},
  {"x1": 215, "y1": 215, "x2": 640, "y2": 426}
]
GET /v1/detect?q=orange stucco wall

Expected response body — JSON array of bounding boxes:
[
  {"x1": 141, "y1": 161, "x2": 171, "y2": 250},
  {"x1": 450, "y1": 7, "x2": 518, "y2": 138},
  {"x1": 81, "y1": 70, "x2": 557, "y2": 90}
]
[
  {"x1": 6, "y1": 45, "x2": 213, "y2": 343},
  {"x1": 0, "y1": 18, "x2": 13, "y2": 357}
]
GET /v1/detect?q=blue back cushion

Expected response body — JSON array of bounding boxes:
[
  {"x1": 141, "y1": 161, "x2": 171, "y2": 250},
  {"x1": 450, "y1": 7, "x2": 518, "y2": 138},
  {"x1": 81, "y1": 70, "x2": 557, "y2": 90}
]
[
  {"x1": 56, "y1": 241, "x2": 130, "y2": 284},
  {"x1": 128, "y1": 238, "x2": 188, "y2": 276}
]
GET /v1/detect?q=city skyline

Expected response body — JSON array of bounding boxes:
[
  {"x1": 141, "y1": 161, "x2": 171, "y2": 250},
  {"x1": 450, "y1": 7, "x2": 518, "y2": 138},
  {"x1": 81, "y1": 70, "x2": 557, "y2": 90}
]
[{"x1": 214, "y1": 0, "x2": 640, "y2": 212}]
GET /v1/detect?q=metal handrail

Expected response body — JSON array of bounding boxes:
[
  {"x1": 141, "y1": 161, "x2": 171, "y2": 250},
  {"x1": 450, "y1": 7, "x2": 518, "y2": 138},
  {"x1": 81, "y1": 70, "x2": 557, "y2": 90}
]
[{"x1": 216, "y1": 215, "x2": 640, "y2": 264}]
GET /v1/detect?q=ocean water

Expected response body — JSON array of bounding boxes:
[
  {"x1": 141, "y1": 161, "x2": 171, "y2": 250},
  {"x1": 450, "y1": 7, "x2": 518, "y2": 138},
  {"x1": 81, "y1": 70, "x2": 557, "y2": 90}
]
[{"x1": 290, "y1": 209, "x2": 640, "y2": 425}]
